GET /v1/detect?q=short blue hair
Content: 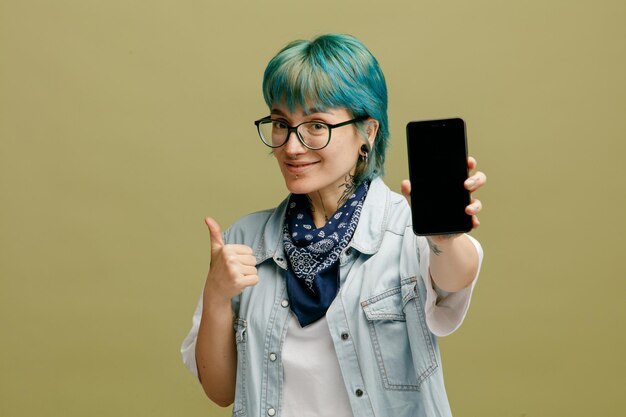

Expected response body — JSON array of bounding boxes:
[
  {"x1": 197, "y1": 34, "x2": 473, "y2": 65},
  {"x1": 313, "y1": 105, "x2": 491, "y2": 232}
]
[{"x1": 262, "y1": 34, "x2": 389, "y2": 184}]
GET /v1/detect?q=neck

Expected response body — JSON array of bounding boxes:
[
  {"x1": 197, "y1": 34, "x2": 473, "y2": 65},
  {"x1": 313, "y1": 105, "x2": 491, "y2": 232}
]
[
  {"x1": 307, "y1": 191, "x2": 336, "y2": 228},
  {"x1": 306, "y1": 174, "x2": 358, "y2": 228}
]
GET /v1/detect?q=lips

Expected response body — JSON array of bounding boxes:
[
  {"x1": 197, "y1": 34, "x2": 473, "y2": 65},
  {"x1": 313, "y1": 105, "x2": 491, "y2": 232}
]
[{"x1": 284, "y1": 161, "x2": 319, "y2": 175}]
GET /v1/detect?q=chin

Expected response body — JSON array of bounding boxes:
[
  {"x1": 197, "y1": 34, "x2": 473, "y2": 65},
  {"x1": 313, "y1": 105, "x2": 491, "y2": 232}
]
[{"x1": 282, "y1": 177, "x2": 319, "y2": 195}]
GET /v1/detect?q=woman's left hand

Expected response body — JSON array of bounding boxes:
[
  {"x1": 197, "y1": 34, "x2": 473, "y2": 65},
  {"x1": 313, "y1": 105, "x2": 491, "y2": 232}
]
[
  {"x1": 461, "y1": 156, "x2": 487, "y2": 230},
  {"x1": 400, "y1": 156, "x2": 487, "y2": 241}
]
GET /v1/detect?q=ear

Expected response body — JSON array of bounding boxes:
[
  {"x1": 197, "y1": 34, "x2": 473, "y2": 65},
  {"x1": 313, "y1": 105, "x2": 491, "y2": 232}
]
[{"x1": 365, "y1": 119, "x2": 379, "y2": 149}]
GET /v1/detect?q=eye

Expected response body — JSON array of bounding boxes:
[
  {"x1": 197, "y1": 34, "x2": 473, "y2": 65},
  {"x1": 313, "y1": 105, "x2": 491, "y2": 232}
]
[
  {"x1": 310, "y1": 122, "x2": 326, "y2": 131},
  {"x1": 272, "y1": 120, "x2": 288, "y2": 129}
]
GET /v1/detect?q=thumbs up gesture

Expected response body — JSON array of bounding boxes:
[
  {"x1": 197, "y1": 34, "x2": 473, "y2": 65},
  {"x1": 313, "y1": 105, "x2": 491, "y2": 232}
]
[{"x1": 203, "y1": 217, "x2": 259, "y2": 303}]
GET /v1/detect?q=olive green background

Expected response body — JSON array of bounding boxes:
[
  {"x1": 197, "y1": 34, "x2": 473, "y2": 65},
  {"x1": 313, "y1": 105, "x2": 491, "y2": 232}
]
[{"x1": 1, "y1": 0, "x2": 624, "y2": 416}]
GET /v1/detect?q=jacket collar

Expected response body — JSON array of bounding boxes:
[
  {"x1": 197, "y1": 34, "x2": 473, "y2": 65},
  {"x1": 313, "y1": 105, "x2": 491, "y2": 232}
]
[
  {"x1": 349, "y1": 177, "x2": 389, "y2": 254},
  {"x1": 254, "y1": 177, "x2": 390, "y2": 263}
]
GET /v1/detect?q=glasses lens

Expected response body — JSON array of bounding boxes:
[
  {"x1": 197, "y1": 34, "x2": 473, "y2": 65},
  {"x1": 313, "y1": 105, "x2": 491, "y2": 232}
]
[
  {"x1": 298, "y1": 122, "x2": 330, "y2": 150},
  {"x1": 258, "y1": 120, "x2": 287, "y2": 147}
]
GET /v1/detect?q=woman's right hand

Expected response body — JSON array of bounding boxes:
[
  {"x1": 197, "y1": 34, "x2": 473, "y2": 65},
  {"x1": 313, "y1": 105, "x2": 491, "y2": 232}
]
[
  {"x1": 196, "y1": 217, "x2": 254, "y2": 406},
  {"x1": 204, "y1": 217, "x2": 259, "y2": 303}
]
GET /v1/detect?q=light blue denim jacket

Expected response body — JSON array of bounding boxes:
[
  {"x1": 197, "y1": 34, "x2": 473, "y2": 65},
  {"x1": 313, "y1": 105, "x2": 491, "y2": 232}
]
[{"x1": 182, "y1": 178, "x2": 481, "y2": 417}]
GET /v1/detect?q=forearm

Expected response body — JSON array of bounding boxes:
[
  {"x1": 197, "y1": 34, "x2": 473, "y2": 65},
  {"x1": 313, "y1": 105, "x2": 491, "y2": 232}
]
[
  {"x1": 195, "y1": 294, "x2": 237, "y2": 407},
  {"x1": 427, "y1": 234, "x2": 479, "y2": 292}
]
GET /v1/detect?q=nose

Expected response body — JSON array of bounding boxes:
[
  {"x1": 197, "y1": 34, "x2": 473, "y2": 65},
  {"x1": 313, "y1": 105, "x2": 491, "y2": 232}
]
[{"x1": 283, "y1": 130, "x2": 307, "y2": 155}]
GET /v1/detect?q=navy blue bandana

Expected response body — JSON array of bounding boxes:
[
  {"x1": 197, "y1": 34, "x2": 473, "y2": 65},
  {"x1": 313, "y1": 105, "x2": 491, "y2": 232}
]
[{"x1": 283, "y1": 182, "x2": 369, "y2": 327}]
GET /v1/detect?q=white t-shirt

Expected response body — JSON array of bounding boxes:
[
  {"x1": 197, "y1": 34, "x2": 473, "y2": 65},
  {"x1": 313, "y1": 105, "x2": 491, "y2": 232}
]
[{"x1": 282, "y1": 316, "x2": 354, "y2": 417}]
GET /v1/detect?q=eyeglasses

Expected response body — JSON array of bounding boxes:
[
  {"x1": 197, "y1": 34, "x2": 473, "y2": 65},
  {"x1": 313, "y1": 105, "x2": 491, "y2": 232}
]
[{"x1": 254, "y1": 115, "x2": 368, "y2": 150}]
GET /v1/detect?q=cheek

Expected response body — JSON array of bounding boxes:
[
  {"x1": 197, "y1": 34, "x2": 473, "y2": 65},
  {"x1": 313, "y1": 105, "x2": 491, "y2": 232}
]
[
  {"x1": 321, "y1": 151, "x2": 358, "y2": 175},
  {"x1": 331, "y1": 141, "x2": 360, "y2": 165},
  {"x1": 327, "y1": 134, "x2": 360, "y2": 155}
]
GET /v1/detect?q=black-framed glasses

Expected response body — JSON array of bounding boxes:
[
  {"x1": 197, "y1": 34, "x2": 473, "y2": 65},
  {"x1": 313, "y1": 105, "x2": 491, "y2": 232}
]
[{"x1": 253, "y1": 115, "x2": 368, "y2": 150}]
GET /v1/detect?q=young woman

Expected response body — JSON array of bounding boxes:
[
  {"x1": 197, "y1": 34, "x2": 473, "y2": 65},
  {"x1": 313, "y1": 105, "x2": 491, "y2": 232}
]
[{"x1": 182, "y1": 34, "x2": 486, "y2": 417}]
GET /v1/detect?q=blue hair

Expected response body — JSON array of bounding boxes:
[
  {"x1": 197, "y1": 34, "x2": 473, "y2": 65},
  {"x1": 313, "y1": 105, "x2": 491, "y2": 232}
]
[{"x1": 262, "y1": 34, "x2": 389, "y2": 184}]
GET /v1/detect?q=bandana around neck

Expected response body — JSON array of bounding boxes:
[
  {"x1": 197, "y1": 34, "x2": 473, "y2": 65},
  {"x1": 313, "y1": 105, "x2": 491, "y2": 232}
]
[{"x1": 283, "y1": 181, "x2": 369, "y2": 327}]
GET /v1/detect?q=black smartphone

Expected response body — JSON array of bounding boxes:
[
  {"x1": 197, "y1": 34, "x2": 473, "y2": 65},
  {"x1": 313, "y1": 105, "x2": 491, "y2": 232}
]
[{"x1": 406, "y1": 118, "x2": 472, "y2": 236}]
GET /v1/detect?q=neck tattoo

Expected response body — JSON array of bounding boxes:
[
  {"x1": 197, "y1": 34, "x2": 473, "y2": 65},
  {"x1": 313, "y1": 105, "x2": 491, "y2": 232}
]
[{"x1": 337, "y1": 173, "x2": 357, "y2": 207}]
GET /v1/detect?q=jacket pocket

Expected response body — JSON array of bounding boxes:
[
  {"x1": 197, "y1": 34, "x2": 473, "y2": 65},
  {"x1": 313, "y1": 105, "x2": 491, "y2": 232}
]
[
  {"x1": 232, "y1": 318, "x2": 247, "y2": 417},
  {"x1": 361, "y1": 278, "x2": 438, "y2": 391}
]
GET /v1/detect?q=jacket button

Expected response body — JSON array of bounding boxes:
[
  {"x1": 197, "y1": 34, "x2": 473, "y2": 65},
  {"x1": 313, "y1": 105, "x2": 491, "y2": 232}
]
[
  {"x1": 269, "y1": 353, "x2": 277, "y2": 362},
  {"x1": 281, "y1": 300, "x2": 289, "y2": 308},
  {"x1": 345, "y1": 248, "x2": 352, "y2": 256},
  {"x1": 267, "y1": 408, "x2": 276, "y2": 416},
  {"x1": 341, "y1": 332, "x2": 349, "y2": 340},
  {"x1": 355, "y1": 389, "x2": 364, "y2": 397}
]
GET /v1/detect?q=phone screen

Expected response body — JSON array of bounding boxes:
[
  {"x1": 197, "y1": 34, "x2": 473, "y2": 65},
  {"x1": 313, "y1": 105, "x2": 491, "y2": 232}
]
[{"x1": 406, "y1": 118, "x2": 472, "y2": 235}]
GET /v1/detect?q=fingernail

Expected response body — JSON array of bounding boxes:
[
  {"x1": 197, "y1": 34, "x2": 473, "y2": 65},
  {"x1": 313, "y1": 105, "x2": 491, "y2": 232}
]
[{"x1": 466, "y1": 178, "x2": 475, "y2": 188}]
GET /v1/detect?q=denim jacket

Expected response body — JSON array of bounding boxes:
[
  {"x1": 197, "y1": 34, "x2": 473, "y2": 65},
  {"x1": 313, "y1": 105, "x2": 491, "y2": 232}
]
[{"x1": 181, "y1": 178, "x2": 482, "y2": 417}]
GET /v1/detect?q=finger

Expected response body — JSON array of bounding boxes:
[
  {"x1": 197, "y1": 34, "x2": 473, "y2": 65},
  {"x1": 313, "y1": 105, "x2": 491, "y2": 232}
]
[
  {"x1": 466, "y1": 199, "x2": 482, "y2": 216},
  {"x1": 238, "y1": 265, "x2": 258, "y2": 276},
  {"x1": 238, "y1": 254, "x2": 258, "y2": 267},
  {"x1": 471, "y1": 215, "x2": 480, "y2": 229},
  {"x1": 227, "y1": 244, "x2": 254, "y2": 256},
  {"x1": 220, "y1": 246, "x2": 256, "y2": 274},
  {"x1": 400, "y1": 179, "x2": 411, "y2": 206},
  {"x1": 239, "y1": 274, "x2": 260, "y2": 288},
  {"x1": 467, "y1": 156, "x2": 477, "y2": 171},
  {"x1": 465, "y1": 171, "x2": 487, "y2": 191},
  {"x1": 205, "y1": 217, "x2": 224, "y2": 254}
]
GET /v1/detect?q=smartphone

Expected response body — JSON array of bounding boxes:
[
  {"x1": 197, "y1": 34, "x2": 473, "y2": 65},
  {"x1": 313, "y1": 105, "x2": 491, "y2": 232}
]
[{"x1": 406, "y1": 118, "x2": 472, "y2": 236}]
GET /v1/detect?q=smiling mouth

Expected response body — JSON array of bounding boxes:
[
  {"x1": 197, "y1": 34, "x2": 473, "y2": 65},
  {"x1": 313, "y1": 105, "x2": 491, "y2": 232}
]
[{"x1": 285, "y1": 161, "x2": 319, "y2": 174}]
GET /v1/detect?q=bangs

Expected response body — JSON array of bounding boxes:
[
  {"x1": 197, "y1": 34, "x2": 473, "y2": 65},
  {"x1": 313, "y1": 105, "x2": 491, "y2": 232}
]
[{"x1": 262, "y1": 40, "x2": 369, "y2": 115}]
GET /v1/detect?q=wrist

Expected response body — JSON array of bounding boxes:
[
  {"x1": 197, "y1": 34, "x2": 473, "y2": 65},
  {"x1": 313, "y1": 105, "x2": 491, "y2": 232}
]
[
  {"x1": 426, "y1": 234, "x2": 463, "y2": 255},
  {"x1": 203, "y1": 283, "x2": 233, "y2": 311}
]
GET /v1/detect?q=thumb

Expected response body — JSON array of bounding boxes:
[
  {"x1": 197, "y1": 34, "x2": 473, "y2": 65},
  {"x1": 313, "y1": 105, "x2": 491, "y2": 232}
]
[
  {"x1": 400, "y1": 180, "x2": 411, "y2": 207},
  {"x1": 204, "y1": 217, "x2": 224, "y2": 253}
]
